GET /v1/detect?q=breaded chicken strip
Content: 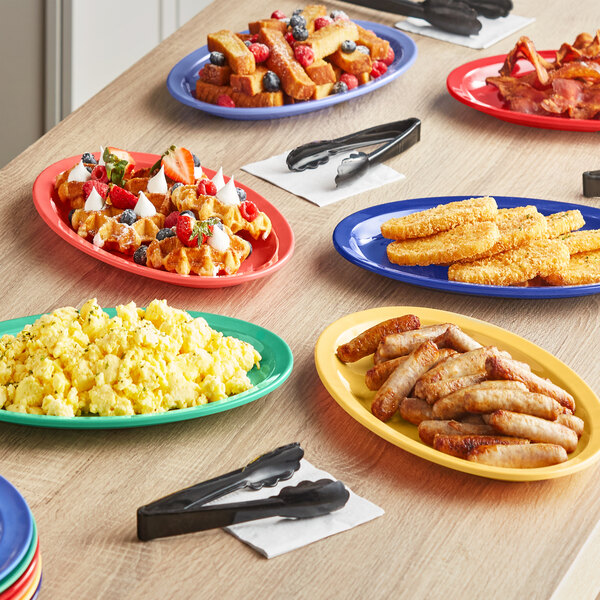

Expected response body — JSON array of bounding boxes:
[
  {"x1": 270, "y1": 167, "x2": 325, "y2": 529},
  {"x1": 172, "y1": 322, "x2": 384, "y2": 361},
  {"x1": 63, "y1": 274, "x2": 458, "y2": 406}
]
[
  {"x1": 544, "y1": 249, "x2": 600, "y2": 286},
  {"x1": 559, "y1": 229, "x2": 600, "y2": 255},
  {"x1": 381, "y1": 196, "x2": 498, "y2": 241},
  {"x1": 448, "y1": 239, "x2": 570, "y2": 286},
  {"x1": 545, "y1": 210, "x2": 585, "y2": 238}
]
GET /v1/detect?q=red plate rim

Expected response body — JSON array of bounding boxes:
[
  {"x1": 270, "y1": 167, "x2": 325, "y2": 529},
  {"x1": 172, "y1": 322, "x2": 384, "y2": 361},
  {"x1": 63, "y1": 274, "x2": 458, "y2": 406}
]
[
  {"x1": 0, "y1": 541, "x2": 40, "y2": 600},
  {"x1": 32, "y1": 152, "x2": 295, "y2": 288},
  {"x1": 446, "y1": 50, "x2": 600, "y2": 132}
]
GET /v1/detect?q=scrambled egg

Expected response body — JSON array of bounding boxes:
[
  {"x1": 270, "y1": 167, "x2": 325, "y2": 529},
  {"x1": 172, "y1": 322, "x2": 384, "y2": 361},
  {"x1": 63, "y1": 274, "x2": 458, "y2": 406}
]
[{"x1": 0, "y1": 299, "x2": 261, "y2": 417}]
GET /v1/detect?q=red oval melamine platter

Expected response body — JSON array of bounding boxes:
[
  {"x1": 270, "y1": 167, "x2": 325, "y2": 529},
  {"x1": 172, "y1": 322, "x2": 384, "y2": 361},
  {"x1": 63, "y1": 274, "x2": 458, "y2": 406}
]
[
  {"x1": 447, "y1": 50, "x2": 600, "y2": 132},
  {"x1": 33, "y1": 153, "x2": 294, "y2": 287}
]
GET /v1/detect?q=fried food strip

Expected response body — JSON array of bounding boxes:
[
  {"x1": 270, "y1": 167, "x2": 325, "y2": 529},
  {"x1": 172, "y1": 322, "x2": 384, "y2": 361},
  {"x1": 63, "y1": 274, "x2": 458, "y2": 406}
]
[
  {"x1": 418, "y1": 419, "x2": 497, "y2": 446},
  {"x1": 421, "y1": 374, "x2": 488, "y2": 405},
  {"x1": 433, "y1": 434, "x2": 529, "y2": 459},
  {"x1": 260, "y1": 28, "x2": 316, "y2": 100},
  {"x1": 367, "y1": 348, "x2": 456, "y2": 390},
  {"x1": 555, "y1": 413, "x2": 584, "y2": 437},
  {"x1": 467, "y1": 443, "x2": 568, "y2": 467},
  {"x1": 546, "y1": 210, "x2": 585, "y2": 238},
  {"x1": 207, "y1": 30, "x2": 256, "y2": 75},
  {"x1": 305, "y1": 59, "x2": 336, "y2": 84},
  {"x1": 297, "y1": 20, "x2": 359, "y2": 60},
  {"x1": 199, "y1": 63, "x2": 232, "y2": 86},
  {"x1": 399, "y1": 397, "x2": 433, "y2": 425},
  {"x1": 489, "y1": 410, "x2": 578, "y2": 453},
  {"x1": 312, "y1": 82, "x2": 335, "y2": 99},
  {"x1": 431, "y1": 380, "x2": 528, "y2": 419},
  {"x1": 248, "y1": 19, "x2": 288, "y2": 35},
  {"x1": 387, "y1": 221, "x2": 500, "y2": 267},
  {"x1": 543, "y1": 249, "x2": 600, "y2": 286},
  {"x1": 356, "y1": 24, "x2": 390, "y2": 60},
  {"x1": 448, "y1": 239, "x2": 570, "y2": 286},
  {"x1": 381, "y1": 196, "x2": 498, "y2": 241},
  {"x1": 300, "y1": 4, "x2": 328, "y2": 33},
  {"x1": 463, "y1": 389, "x2": 563, "y2": 420},
  {"x1": 230, "y1": 66, "x2": 269, "y2": 96},
  {"x1": 195, "y1": 80, "x2": 283, "y2": 107},
  {"x1": 371, "y1": 341, "x2": 439, "y2": 422},
  {"x1": 559, "y1": 229, "x2": 600, "y2": 255},
  {"x1": 329, "y1": 48, "x2": 372, "y2": 75},
  {"x1": 467, "y1": 206, "x2": 548, "y2": 261},
  {"x1": 486, "y1": 355, "x2": 575, "y2": 412},
  {"x1": 433, "y1": 324, "x2": 483, "y2": 353},
  {"x1": 374, "y1": 324, "x2": 450, "y2": 363},
  {"x1": 336, "y1": 315, "x2": 420, "y2": 363}
]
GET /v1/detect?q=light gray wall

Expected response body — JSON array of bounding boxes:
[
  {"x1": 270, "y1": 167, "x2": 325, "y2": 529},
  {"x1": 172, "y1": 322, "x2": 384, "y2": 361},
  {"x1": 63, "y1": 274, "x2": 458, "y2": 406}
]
[{"x1": 0, "y1": 0, "x2": 45, "y2": 168}]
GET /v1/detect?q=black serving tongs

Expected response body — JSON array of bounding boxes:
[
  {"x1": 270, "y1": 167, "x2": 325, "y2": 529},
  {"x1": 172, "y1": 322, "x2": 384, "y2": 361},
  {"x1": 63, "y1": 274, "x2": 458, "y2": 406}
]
[
  {"x1": 137, "y1": 443, "x2": 350, "y2": 541},
  {"x1": 286, "y1": 118, "x2": 421, "y2": 187},
  {"x1": 340, "y1": 0, "x2": 513, "y2": 36}
]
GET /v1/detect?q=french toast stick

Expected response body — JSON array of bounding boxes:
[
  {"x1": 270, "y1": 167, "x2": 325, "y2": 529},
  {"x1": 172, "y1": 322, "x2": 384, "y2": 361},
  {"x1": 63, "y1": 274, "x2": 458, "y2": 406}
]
[{"x1": 207, "y1": 30, "x2": 256, "y2": 75}]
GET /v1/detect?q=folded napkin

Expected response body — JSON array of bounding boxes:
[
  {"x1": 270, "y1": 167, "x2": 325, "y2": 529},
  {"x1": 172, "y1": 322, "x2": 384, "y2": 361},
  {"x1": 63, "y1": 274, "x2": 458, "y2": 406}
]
[
  {"x1": 395, "y1": 14, "x2": 535, "y2": 49},
  {"x1": 208, "y1": 458, "x2": 384, "y2": 558},
  {"x1": 241, "y1": 151, "x2": 404, "y2": 207}
]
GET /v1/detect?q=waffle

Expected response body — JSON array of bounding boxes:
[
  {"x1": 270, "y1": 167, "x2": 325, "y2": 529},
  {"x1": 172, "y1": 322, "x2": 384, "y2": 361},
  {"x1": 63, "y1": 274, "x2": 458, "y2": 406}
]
[
  {"x1": 146, "y1": 227, "x2": 251, "y2": 276},
  {"x1": 171, "y1": 186, "x2": 272, "y2": 240},
  {"x1": 55, "y1": 163, "x2": 96, "y2": 209},
  {"x1": 71, "y1": 208, "x2": 121, "y2": 238},
  {"x1": 123, "y1": 178, "x2": 173, "y2": 214}
]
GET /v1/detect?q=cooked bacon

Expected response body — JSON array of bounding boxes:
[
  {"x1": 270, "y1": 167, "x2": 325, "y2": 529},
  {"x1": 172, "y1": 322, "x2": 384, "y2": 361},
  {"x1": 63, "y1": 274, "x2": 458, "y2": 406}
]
[{"x1": 499, "y1": 36, "x2": 554, "y2": 85}]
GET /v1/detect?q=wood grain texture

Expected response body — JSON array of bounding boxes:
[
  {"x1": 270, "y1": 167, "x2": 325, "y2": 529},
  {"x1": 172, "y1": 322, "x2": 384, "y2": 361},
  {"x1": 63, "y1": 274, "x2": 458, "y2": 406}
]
[{"x1": 0, "y1": 1, "x2": 599, "y2": 598}]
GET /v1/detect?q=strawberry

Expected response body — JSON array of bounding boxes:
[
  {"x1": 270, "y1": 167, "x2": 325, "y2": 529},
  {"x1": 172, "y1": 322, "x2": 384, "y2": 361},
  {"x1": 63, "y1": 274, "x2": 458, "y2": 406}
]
[
  {"x1": 240, "y1": 200, "x2": 259, "y2": 222},
  {"x1": 109, "y1": 186, "x2": 137, "y2": 209},
  {"x1": 176, "y1": 214, "x2": 198, "y2": 247},
  {"x1": 164, "y1": 211, "x2": 180, "y2": 229},
  {"x1": 90, "y1": 165, "x2": 108, "y2": 183},
  {"x1": 382, "y1": 46, "x2": 395, "y2": 66},
  {"x1": 197, "y1": 180, "x2": 217, "y2": 196},
  {"x1": 217, "y1": 94, "x2": 235, "y2": 108},
  {"x1": 106, "y1": 147, "x2": 135, "y2": 168},
  {"x1": 294, "y1": 45, "x2": 315, "y2": 68},
  {"x1": 340, "y1": 73, "x2": 359, "y2": 90},
  {"x1": 271, "y1": 10, "x2": 286, "y2": 19},
  {"x1": 248, "y1": 43, "x2": 269, "y2": 63},
  {"x1": 82, "y1": 180, "x2": 109, "y2": 200},
  {"x1": 161, "y1": 145, "x2": 195, "y2": 184}
]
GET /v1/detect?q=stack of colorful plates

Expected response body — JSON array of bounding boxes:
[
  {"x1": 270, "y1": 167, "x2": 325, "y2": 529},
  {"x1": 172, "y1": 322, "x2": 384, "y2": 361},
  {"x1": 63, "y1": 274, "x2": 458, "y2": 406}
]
[{"x1": 0, "y1": 478, "x2": 42, "y2": 600}]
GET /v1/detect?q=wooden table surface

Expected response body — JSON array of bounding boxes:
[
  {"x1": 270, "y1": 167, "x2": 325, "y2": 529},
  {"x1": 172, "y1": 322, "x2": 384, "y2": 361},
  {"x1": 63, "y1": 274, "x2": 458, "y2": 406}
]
[{"x1": 1, "y1": 1, "x2": 599, "y2": 598}]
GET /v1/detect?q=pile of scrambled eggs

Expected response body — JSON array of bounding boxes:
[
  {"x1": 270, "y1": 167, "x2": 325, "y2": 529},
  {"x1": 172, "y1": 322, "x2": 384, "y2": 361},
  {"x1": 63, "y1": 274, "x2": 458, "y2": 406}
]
[{"x1": 0, "y1": 299, "x2": 261, "y2": 417}]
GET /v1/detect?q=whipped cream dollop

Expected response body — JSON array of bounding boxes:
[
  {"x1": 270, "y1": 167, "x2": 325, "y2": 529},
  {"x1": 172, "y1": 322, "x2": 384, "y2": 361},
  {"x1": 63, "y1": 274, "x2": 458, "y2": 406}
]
[
  {"x1": 134, "y1": 192, "x2": 157, "y2": 218},
  {"x1": 212, "y1": 167, "x2": 226, "y2": 192},
  {"x1": 92, "y1": 232, "x2": 105, "y2": 248},
  {"x1": 98, "y1": 146, "x2": 105, "y2": 166},
  {"x1": 147, "y1": 165, "x2": 168, "y2": 194},
  {"x1": 84, "y1": 187, "x2": 105, "y2": 211},
  {"x1": 208, "y1": 224, "x2": 230, "y2": 252},
  {"x1": 194, "y1": 164, "x2": 203, "y2": 180},
  {"x1": 216, "y1": 178, "x2": 240, "y2": 206},
  {"x1": 68, "y1": 160, "x2": 92, "y2": 183}
]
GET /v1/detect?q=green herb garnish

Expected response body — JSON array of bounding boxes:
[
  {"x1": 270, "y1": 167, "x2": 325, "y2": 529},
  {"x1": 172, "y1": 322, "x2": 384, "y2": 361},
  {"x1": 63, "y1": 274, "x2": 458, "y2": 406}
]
[
  {"x1": 103, "y1": 147, "x2": 129, "y2": 186},
  {"x1": 191, "y1": 217, "x2": 221, "y2": 247}
]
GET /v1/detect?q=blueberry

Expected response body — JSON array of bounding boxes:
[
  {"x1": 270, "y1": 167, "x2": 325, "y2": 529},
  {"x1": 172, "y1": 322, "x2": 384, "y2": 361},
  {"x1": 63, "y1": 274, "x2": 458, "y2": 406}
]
[
  {"x1": 331, "y1": 81, "x2": 349, "y2": 94},
  {"x1": 170, "y1": 182, "x2": 183, "y2": 193},
  {"x1": 289, "y1": 14, "x2": 306, "y2": 28},
  {"x1": 192, "y1": 154, "x2": 201, "y2": 167},
  {"x1": 262, "y1": 71, "x2": 281, "y2": 92},
  {"x1": 156, "y1": 228, "x2": 176, "y2": 241},
  {"x1": 292, "y1": 8, "x2": 303, "y2": 15},
  {"x1": 180, "y1": 210, "x2": 195, "y2": 218},
  {"x1": 236, "y1": 187, "x2": 247, "y2": 202},
  {"x1": 85, "y1": 166, "x2": 93, "y2": 173},
  {"x1": 341, "y1": 40, "x2": 356, "y2": 54},
  {"x1": 244, "y1": 40, "x2": 252, "y2": 47},
  {"x1": 68, "y1": 209, "x2": 75, "y2": 223},
  {"x1": 292, "y1": 25, "x2": 308, "y2": 41},
  {"x1": 356, "y1": 45, "x2": 370, "y2": 55},
  {"x1": 81, "y1": 152, "x2": 97, "y2": 165},
  {"x1": 133, "y1": 245, "x2": 148, "y2": 266},
  {"x1": 119, "y1": 209, "x2": 137, "y2": 226},
  {"x1": 210, "y1": 51, "x2": 226, "y2": 66}
]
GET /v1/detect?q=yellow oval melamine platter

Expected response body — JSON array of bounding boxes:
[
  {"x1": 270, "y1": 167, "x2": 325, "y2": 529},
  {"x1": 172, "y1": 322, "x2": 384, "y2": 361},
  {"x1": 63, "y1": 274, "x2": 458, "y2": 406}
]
[{"x1": 314, "y1": 306, "x2": 600, "y2": 482}]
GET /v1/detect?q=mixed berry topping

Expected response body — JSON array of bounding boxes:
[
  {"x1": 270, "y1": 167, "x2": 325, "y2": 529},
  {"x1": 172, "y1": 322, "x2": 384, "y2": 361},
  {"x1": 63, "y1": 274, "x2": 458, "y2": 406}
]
[
  {"x1": 356, "y1": 45, "x2": 370, "y2": 55},
  {"x1": 197, "y1": 180, "x2": 217, "y2": 196},
  {"x1": 156, "y1": 228, "x2": 176, "y2": 241},
  {"x1": 263, "y1": 71, "x2": 281, "y2": 92},
  {"x1": 82, "y1": 180, "x2": 109, "y2": 200},
  {"x1": 271, "y1": 10, "x2": 286, "y2": 19},
  {"x1": 81, "y1": 152, "x2": 97, "y2": 165},
  {"x1": 109, "y1": 185, "x2": 137, "y2": 209},
  {"x1": 292, "y1": 26, "x2": 309, "y2": 41},
  {"x1": 340, "y1": 73, "x2": 359, "y2": 90},
  {"x1": 248, "y1": 43, "x2": 270, "y2": 63},
  {"x1": 90, "y1": 165, "x2": 108, "y2": 183},
  {"x1": 314, "y1": 16, "x2": 333, "y2": 30},
  {"x1": 133, "y1": 245, "x2": 148, "y2": 265},
  {"x1": 236, "y1": 187, "x2": 247, "y2": 202},
  {"x1": 382, "y1": 46, "x2": 395, "y2": 66},
  {"x1": 119, "y1": 209, "x2": 137, "y2": 226},
  {"x1": 164, "y1": 211, "x2": 180, "y2": 229},
  {"x1": 371, "y1": 60, "x2": 388, "y2": 78},
  {"x1": 341, "y1": 40, "x2": 356, "y2": 54},
  {"x1": 289, "y1": 13, "x2": 306, "y2": 28},
  {"x1": 331, "y1": 81, "x2": 349, "y2": 94},
  {"x1": 294, "y1": 45, "x2": 315, "y2": 68},
  {"x1": 217, "y1": 94, "x2": 235, "y2": 108},
  {"x1": 209, "y1": 51, "x2": 226, "y2": 66}
]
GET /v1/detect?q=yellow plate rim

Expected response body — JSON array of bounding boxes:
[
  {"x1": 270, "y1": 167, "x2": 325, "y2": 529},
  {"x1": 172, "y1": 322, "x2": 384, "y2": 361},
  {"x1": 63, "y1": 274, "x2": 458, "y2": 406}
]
[{"x1": 314, "y1": 306, "x2": 600, "y2": 482}]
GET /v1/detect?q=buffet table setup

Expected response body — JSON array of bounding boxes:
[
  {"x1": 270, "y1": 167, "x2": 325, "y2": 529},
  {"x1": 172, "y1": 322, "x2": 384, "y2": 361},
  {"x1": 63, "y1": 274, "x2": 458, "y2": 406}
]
[{"x1": 0, "y1": 0, "x2": 599, "y2": 597}]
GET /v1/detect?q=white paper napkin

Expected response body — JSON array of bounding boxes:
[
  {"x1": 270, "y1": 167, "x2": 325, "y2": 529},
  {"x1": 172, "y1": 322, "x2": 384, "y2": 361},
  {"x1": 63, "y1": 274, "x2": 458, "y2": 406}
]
[
  {"x1": 207, "y1": 458, "x2": 384, "y2": 558},
  {"x1": 395, "y1": 14, "x2": 535, "y2": 49},
  {"x1": 241, "y1": 151, "x2": 405, "y2": 207}
]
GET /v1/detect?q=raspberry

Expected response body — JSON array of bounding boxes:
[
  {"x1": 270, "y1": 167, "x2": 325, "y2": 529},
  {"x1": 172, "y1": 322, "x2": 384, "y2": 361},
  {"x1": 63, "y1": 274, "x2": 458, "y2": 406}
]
[
  {"x1": 382, "y1": 46, "x2": 395, "y2": 66},
  {"x1": 250, "y1": 34, "x2": 259, "y2": 43},
  {"x1": 284, "y1": 31, "x2": 295, "y2": 45},
  {"x1": 314, "y1": 16, "x2": 333, "y2": 30},
  {"x1": 294, "y1": 45, "x2": 315, "y2": 68},
  {"x1": 248, "y1": 43, "x2": 270, "y2": 63},
  {"x1": 164, "y1": 211, "x2": 180, "y2": 229},
  {"x1": 371, "y1": 60, "x2": 388, "y2": 78},
  {"x1": 217, "y1": 94, "x2": 235, "y2": 108},
  {"x1": 340, "y1": 73, "x2": 359, "y2": 90},
  {"x1": 90, "y1": 165, "x2": 108, "y2": 183},
  {"x1": 109, "y1": 185, "x2": 137, "y2": 209},
  {"x1": 240, "y1": 200, "x2": 259, "y2": 222},
  {"x1": 83, "y1": 180, "x2": 109, "y2": 200},
  {"x1": 271, "y1": 10, "x2": 286, "y2": 19},
  {"x1": 197, "y1": 180, "x2": 217, "y2": 196}
]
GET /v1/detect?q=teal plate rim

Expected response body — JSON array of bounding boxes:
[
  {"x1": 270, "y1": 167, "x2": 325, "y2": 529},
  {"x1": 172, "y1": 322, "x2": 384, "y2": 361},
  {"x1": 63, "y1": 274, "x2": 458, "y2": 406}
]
[{"x1": 0, "y1": 309, "x2": 293, "y2": 429}]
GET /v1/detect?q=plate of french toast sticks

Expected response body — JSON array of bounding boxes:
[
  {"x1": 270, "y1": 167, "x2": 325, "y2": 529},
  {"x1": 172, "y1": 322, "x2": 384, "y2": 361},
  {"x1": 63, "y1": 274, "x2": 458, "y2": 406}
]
[
  {"x1": 333, "y1": 195, "x2": 600, "y2": 298},
  {"x1": 166, "y1": 5, "x2": 417, "y2": 119},
  {"x1": 315, "y1": 307, "x2": 600, "y2": 481},
  {"x1": 33, "y1": 147, "x2": 294, "y2": 287}
]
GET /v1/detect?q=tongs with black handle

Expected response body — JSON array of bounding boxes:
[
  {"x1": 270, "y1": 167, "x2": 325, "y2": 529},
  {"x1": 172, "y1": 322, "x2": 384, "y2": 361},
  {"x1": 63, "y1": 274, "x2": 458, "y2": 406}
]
[{"x1": 341, "y1": 0, "x2": 513, "y2": 36}]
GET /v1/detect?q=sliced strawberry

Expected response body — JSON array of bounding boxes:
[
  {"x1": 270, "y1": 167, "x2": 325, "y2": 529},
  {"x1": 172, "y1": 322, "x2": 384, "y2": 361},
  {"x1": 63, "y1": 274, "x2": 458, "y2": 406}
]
[
  {"x1": 197, "y1": 180, "x2": 217, "y2": 196},
  {"x1": 106, "y1": 146, "x2": 136, "y2": 168},
  {"x1": 164, "y1": 211, "x2": 180, "y2": 229},
  {"x1": 90, "y1": 165, "x2": 108, "y2": 183},
  {"x1": 176, "y1": 214, "x2": 198, "y2": 247},
  {"x1": 161, "y1": 146, "x2": 195, "y2": 185},
  {"x1": 109, "y1": 186, "x2": 137, "y2": 209},
  {"x1": 83, "y1": 180, "x2": 109, "y2": 200}
]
